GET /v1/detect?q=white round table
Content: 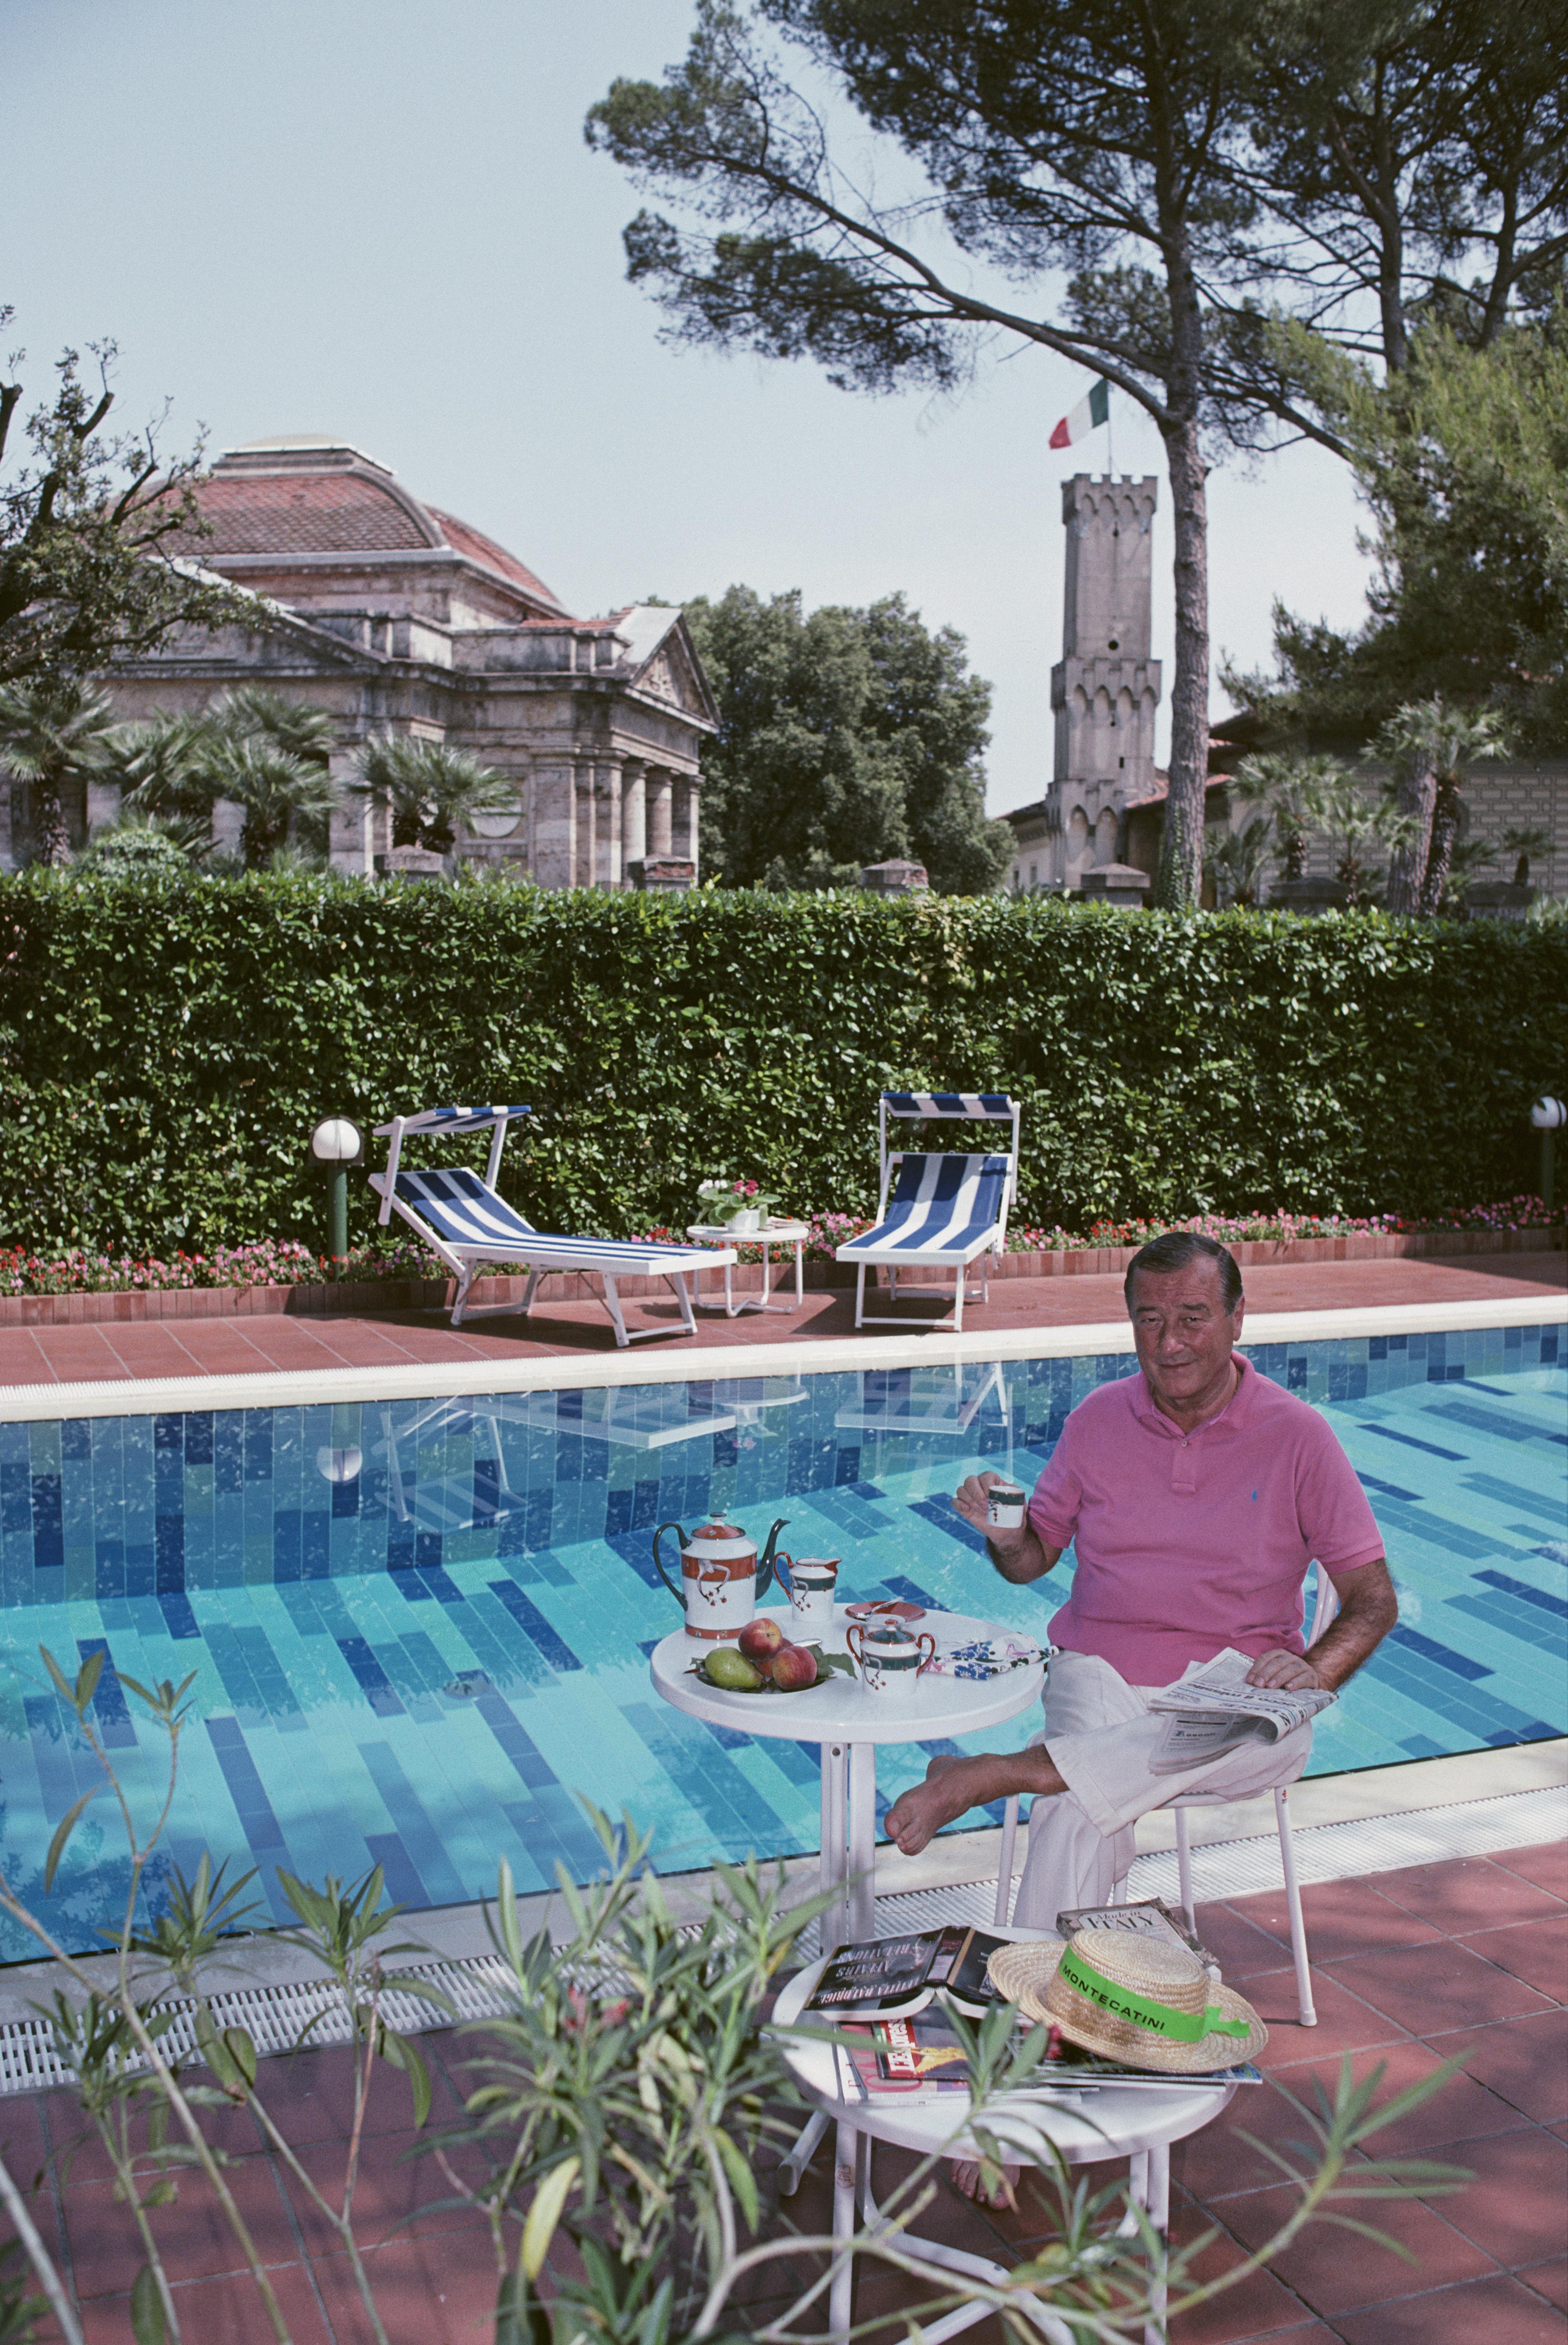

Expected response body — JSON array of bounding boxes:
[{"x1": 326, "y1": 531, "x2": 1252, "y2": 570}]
[
  {"x1": 772, "y1": 1951, "x2": 1236, "y2": 2345},
  {"x1": 650, "y1": 1603, "x2": 1045, "y2": 1954},
  {"x1": 685, "y1": 1219, "x2": 810, "y2": 1315}
]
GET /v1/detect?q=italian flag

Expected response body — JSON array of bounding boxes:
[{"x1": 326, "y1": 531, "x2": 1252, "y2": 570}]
[{"x1": 1049, "y1": 378, "x2": 1109, "y2": 449}]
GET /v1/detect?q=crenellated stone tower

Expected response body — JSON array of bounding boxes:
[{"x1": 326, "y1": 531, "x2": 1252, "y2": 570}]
[{"x1": 1046, "y1": 474, "x2": 1161, "y2": 882}]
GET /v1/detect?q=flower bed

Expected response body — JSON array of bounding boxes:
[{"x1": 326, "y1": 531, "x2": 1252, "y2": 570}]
[{"x1": 639, "y1": 1200, "x2": 1563, "y2": 1264}]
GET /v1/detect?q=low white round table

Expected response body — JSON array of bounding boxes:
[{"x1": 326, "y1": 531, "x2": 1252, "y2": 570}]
[
  {"x1": 772, "y1": 1951, "x2": 1236, "y2": 2345},
  {"x1": 685, "y1": 1219, "x2": 810, "y2": 1315},
  {"x1": 649, "y1": 1603, "x2": 1045, "y2": 1954}
]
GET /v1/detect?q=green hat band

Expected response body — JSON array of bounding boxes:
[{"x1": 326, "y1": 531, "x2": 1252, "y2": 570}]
[{"x1": 1056, "y1": 1945, "x2": 1251, "y2": 2044}]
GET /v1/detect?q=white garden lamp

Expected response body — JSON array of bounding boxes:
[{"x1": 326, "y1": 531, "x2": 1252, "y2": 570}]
[{"x1": 307, "y1": 1115, "x2": 365, "y2": 1269}]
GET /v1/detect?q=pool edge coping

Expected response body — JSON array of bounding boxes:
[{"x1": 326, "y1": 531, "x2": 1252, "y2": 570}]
[{"x1": 0, "y1": 1292, "x2": 1563, "y2": 1420}]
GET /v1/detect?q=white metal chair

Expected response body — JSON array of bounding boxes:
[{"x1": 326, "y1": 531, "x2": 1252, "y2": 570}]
[
  {"x1": 994, "y1": 1565, "x2": 1340, "y2": 2026},
  {"x1": 835, "y1": 1091, "x2": 1020, "y2": 1332}
]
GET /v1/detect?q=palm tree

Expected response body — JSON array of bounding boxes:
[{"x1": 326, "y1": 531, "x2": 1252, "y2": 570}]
[
  {"x1": 1302, "y1": 777, "x2": 1420, "y2": 908},
  {"x1": 1229, "y1": 752, "x2": 1344, "y2": 885},
  {"x1": 111, "y1": 710, "x2": 224, "y2": 825},
  {"x1": 1206, "y1": 814, "x2": 1272, "y2": 909},
  {"x1": 351, "y1": 735, "x2": 520, "y2": 856},
  {"x1": 1377, "y1": 700, "x2": 1510, "y2": 917},
  {"x1": 0, "y1": 676, "x2": 120, "y2": 865},
  {"x1": 205, "y1": 737, "x2": 337, "y2": 868},
  {"x1": 211, "y1": 687, "x2": 337, "y2": 765}
]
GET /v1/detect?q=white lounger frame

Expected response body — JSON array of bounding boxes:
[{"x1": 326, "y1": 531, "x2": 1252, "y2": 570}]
[
  {"x1": 369, "y1": 1105, "x2": 733, "y2": 1348},
  {"x1": 843, "y1": 1092, "x2": 1021, "y2": 1334}
]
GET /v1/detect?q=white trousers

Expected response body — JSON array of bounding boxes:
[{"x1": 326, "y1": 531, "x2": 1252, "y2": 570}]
[{"x1": 1011, "y1": 1648, "x2": 1314, "y2": 1930}]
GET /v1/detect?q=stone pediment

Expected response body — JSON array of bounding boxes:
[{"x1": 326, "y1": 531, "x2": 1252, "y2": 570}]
[{"x1": 616, "y1": 609, "x2": 719, "y2": 727}]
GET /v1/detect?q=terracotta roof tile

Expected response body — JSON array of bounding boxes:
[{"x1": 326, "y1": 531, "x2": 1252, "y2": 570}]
[
  {"x1": 424, "y1": 507, "x2": 566, "y2": 612},
  {"x1": 177, "y1": 471, "x2": 435, "y2": 558}
]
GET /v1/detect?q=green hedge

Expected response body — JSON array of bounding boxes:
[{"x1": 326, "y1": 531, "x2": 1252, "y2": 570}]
[{"x1": 1, "y1": 872, "x2": 1563, "y2": 1256}]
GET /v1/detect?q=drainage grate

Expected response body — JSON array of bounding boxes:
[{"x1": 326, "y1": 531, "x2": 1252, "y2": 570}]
[{"x1": 0, "y1": 1955, "x2": 525, "y2": 2100}]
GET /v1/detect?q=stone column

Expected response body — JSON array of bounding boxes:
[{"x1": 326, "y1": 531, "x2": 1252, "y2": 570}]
[
  {"x1": 531, "y1": 757, "x2": 576, "y2": 890},
  {"x1": 326, "y1": 747, "x2": 369, "y2": 873},
  {"x1": 602, "y1": 758, "x2": 624, "y2": 886},
  {"x1": 649, "y1": 767, "x2": 674, "y2": 856},
  {"x1": 622, "y1": 759, "x2": 647, "y2": 869},
  {"x1": 576, "y1": 758, "x2": 596, "y2": 890},
  {"x1": 676, "y1": 770, "x2": 700, "y2": 870}
]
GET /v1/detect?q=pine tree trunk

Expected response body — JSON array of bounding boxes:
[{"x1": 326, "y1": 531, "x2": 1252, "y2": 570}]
[
  {"x1": 1382, "y1": 759, "x2": 1435, "y2": 915},
  {"x1": 1418, "y1": 781, "x2": 1461, "y2": 916},
  {"x1": 1154, "y1": 413, "x2": 1209, "y2": 910}
]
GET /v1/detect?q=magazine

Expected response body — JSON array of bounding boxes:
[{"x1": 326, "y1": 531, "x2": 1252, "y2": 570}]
[
  {"x1": 831, "y1": 2015, "x2": 1259, "y2": 2103},
  {"x1": 1055, "y1": 1898, "x2": 1212, "y2": 1964},
  {"x1": 1146, "y1": 1648, "x2": 1336, "y2": 1774},
  {"x1": 803, "y1": 1925, "x2": 1012, "y2": 2021}
]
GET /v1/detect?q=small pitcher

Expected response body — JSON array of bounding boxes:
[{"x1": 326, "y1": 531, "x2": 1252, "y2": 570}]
[
  {"x1": 779, "y1": 1554, "x2": 839, "y2": 1638},
  {"x1": 847, "y1": 1617, "x2": 937, "y2": 1693},
  {"x1": 653, "y1": 1516, "x2": 788, "y2": 1642}
]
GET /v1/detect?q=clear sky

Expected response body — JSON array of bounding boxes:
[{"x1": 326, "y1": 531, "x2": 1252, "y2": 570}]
[{"x1": 2, "y1": 0, "x2": 1375, "y2": 814}]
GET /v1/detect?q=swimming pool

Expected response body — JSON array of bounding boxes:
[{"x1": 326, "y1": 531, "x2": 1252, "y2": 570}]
[{"x1": 0, "y1": 1317, "x2": 1562, "y2": 1962}]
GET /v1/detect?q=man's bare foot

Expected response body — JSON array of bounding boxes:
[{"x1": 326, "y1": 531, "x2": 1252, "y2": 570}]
[
  {"x1": 949, "y1": 2157, "x2": 1020, "y2": 2207},
  {"x1": 883, "y1": 1755, "x2": 981, "y2": 1855}
]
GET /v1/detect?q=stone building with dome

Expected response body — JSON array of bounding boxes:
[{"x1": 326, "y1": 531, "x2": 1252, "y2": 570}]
[{"x1": 16, "y1": 434, "x2": 718, "y2": 885}]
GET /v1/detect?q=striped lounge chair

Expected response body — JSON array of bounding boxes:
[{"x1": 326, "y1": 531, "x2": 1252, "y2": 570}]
[
  {"x1": 369, "y1": 1105, "x2": 734, "y2": 1347},
  {"x1": 835, "y1": 1091, "x2": 1021, "y2": 1332}
]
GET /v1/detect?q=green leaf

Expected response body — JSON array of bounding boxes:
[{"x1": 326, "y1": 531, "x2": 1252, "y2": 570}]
[
  {"x1": 129, "y1": 2263, "x2": 167, "y2": 2345},
  {"x1": 711, "y1": 2124, "x2": 760, "y2": 2229},
  {"x1": 521, "y1": 2154, "x2": 580, "y2": 2281},
  {"x1": 221, "y1": 2026, "x2": 257, "y2": 2091},
  {"x1": 44, "y1": 1787, "x2": 102, "y2": 1891},
  {"x1": 375, "y1": 2025, "x2": 432, "y2": 2127}
]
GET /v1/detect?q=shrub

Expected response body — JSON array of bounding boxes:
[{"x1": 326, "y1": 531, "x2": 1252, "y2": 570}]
[{"x1": 0, "y1": 870, "x2": 1563, "y2": 1256}]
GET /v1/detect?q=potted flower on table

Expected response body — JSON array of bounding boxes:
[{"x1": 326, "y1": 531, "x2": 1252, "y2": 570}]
[{"x1": 696, "y1": 1177, "x2": 782, "y2": 1235}]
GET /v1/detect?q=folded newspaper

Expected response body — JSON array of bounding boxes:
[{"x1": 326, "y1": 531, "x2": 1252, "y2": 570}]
[{"x1": 1146, "y1": 1647, "x2": 1335, "y2": 1774}]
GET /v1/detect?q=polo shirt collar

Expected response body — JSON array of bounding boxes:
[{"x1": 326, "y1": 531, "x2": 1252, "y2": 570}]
[{"x1": 1129, "y1": 1352, "x2": 1255, "y2": 1438}]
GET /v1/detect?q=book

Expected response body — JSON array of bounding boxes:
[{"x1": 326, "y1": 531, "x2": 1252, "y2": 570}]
[
  {"x1": 1146, "y1": 1649, "x2": 1336, "y2": 1775},
  {"x1": 803, "y1": 1925, "x2": 1013, "y2": 2021},
  {"x1": 803, "y1": 1930, "x2": 953, "y2": 2019}
]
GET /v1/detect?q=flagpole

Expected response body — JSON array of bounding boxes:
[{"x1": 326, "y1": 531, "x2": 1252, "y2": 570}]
[{"x1": 1106, "y1": 386, "x2": 1115, "y2": 479}]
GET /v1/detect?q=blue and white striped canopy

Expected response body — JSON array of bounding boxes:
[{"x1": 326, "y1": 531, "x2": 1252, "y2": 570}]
[
  {"x1": 395, "y1": 1168, "x2": 718, "y2": 1269},
  {"x1": 374, "y1": 1105, "x2": 531, "y2": 1137},
  {"x1": 838, "y1": 1153, "x2": 1011, "y2": 1257},
  {"x1": 882, "y1": 1092, "x2": 1015, "y2": 1120}
]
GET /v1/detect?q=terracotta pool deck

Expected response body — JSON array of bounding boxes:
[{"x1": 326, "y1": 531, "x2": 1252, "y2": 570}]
[
  {"x1": 5, "y1": 1839, "x2": 1562, "y2": 2344},
  {"x1": 0, "y1": 1251, "x2": 1562, "y2": 1390}
]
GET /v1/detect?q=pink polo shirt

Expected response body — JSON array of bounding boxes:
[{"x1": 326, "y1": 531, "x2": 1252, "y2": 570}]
[{"x1": 1028, "y1": 1357, "x2": 1385, "y2": 1685}]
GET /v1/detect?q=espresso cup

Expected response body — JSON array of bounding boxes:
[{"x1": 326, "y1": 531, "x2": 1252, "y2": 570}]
[
  {"x1": 986, "y1": 1480, "x2": 1027, "y2": 1531},
  {"x1": 784, "y1": 1555, "x2": 838, "y2": 1635}
]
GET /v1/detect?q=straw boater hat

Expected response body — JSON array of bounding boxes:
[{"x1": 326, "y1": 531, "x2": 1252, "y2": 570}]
[{"x1": 986, "y1": 1931, "x2": 1268, "y2": 2074}]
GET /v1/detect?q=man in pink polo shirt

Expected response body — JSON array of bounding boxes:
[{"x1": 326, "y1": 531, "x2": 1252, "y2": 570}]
[{"x1": 884, "y1": 1232, "x2": 1398, "y2": 1928}]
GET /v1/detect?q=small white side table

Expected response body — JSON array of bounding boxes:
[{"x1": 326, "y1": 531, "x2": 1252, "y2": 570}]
[{"x1": 685, "y1": 1218, "x2": 810, "y2": 1315}]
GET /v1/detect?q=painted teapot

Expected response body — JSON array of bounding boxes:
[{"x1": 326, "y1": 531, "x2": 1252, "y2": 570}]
[{"x1": 653, "y1": 1516, "x2": 789, "y2": 1642}]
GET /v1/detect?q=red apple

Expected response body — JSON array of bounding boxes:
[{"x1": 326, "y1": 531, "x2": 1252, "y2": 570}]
[
  {"x1": 738, "y1": 1617, "x2": 785, "y2": 1661},
  {"x1": 770, "y1": 1642, "x2": 819, "y2": 1691}
]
